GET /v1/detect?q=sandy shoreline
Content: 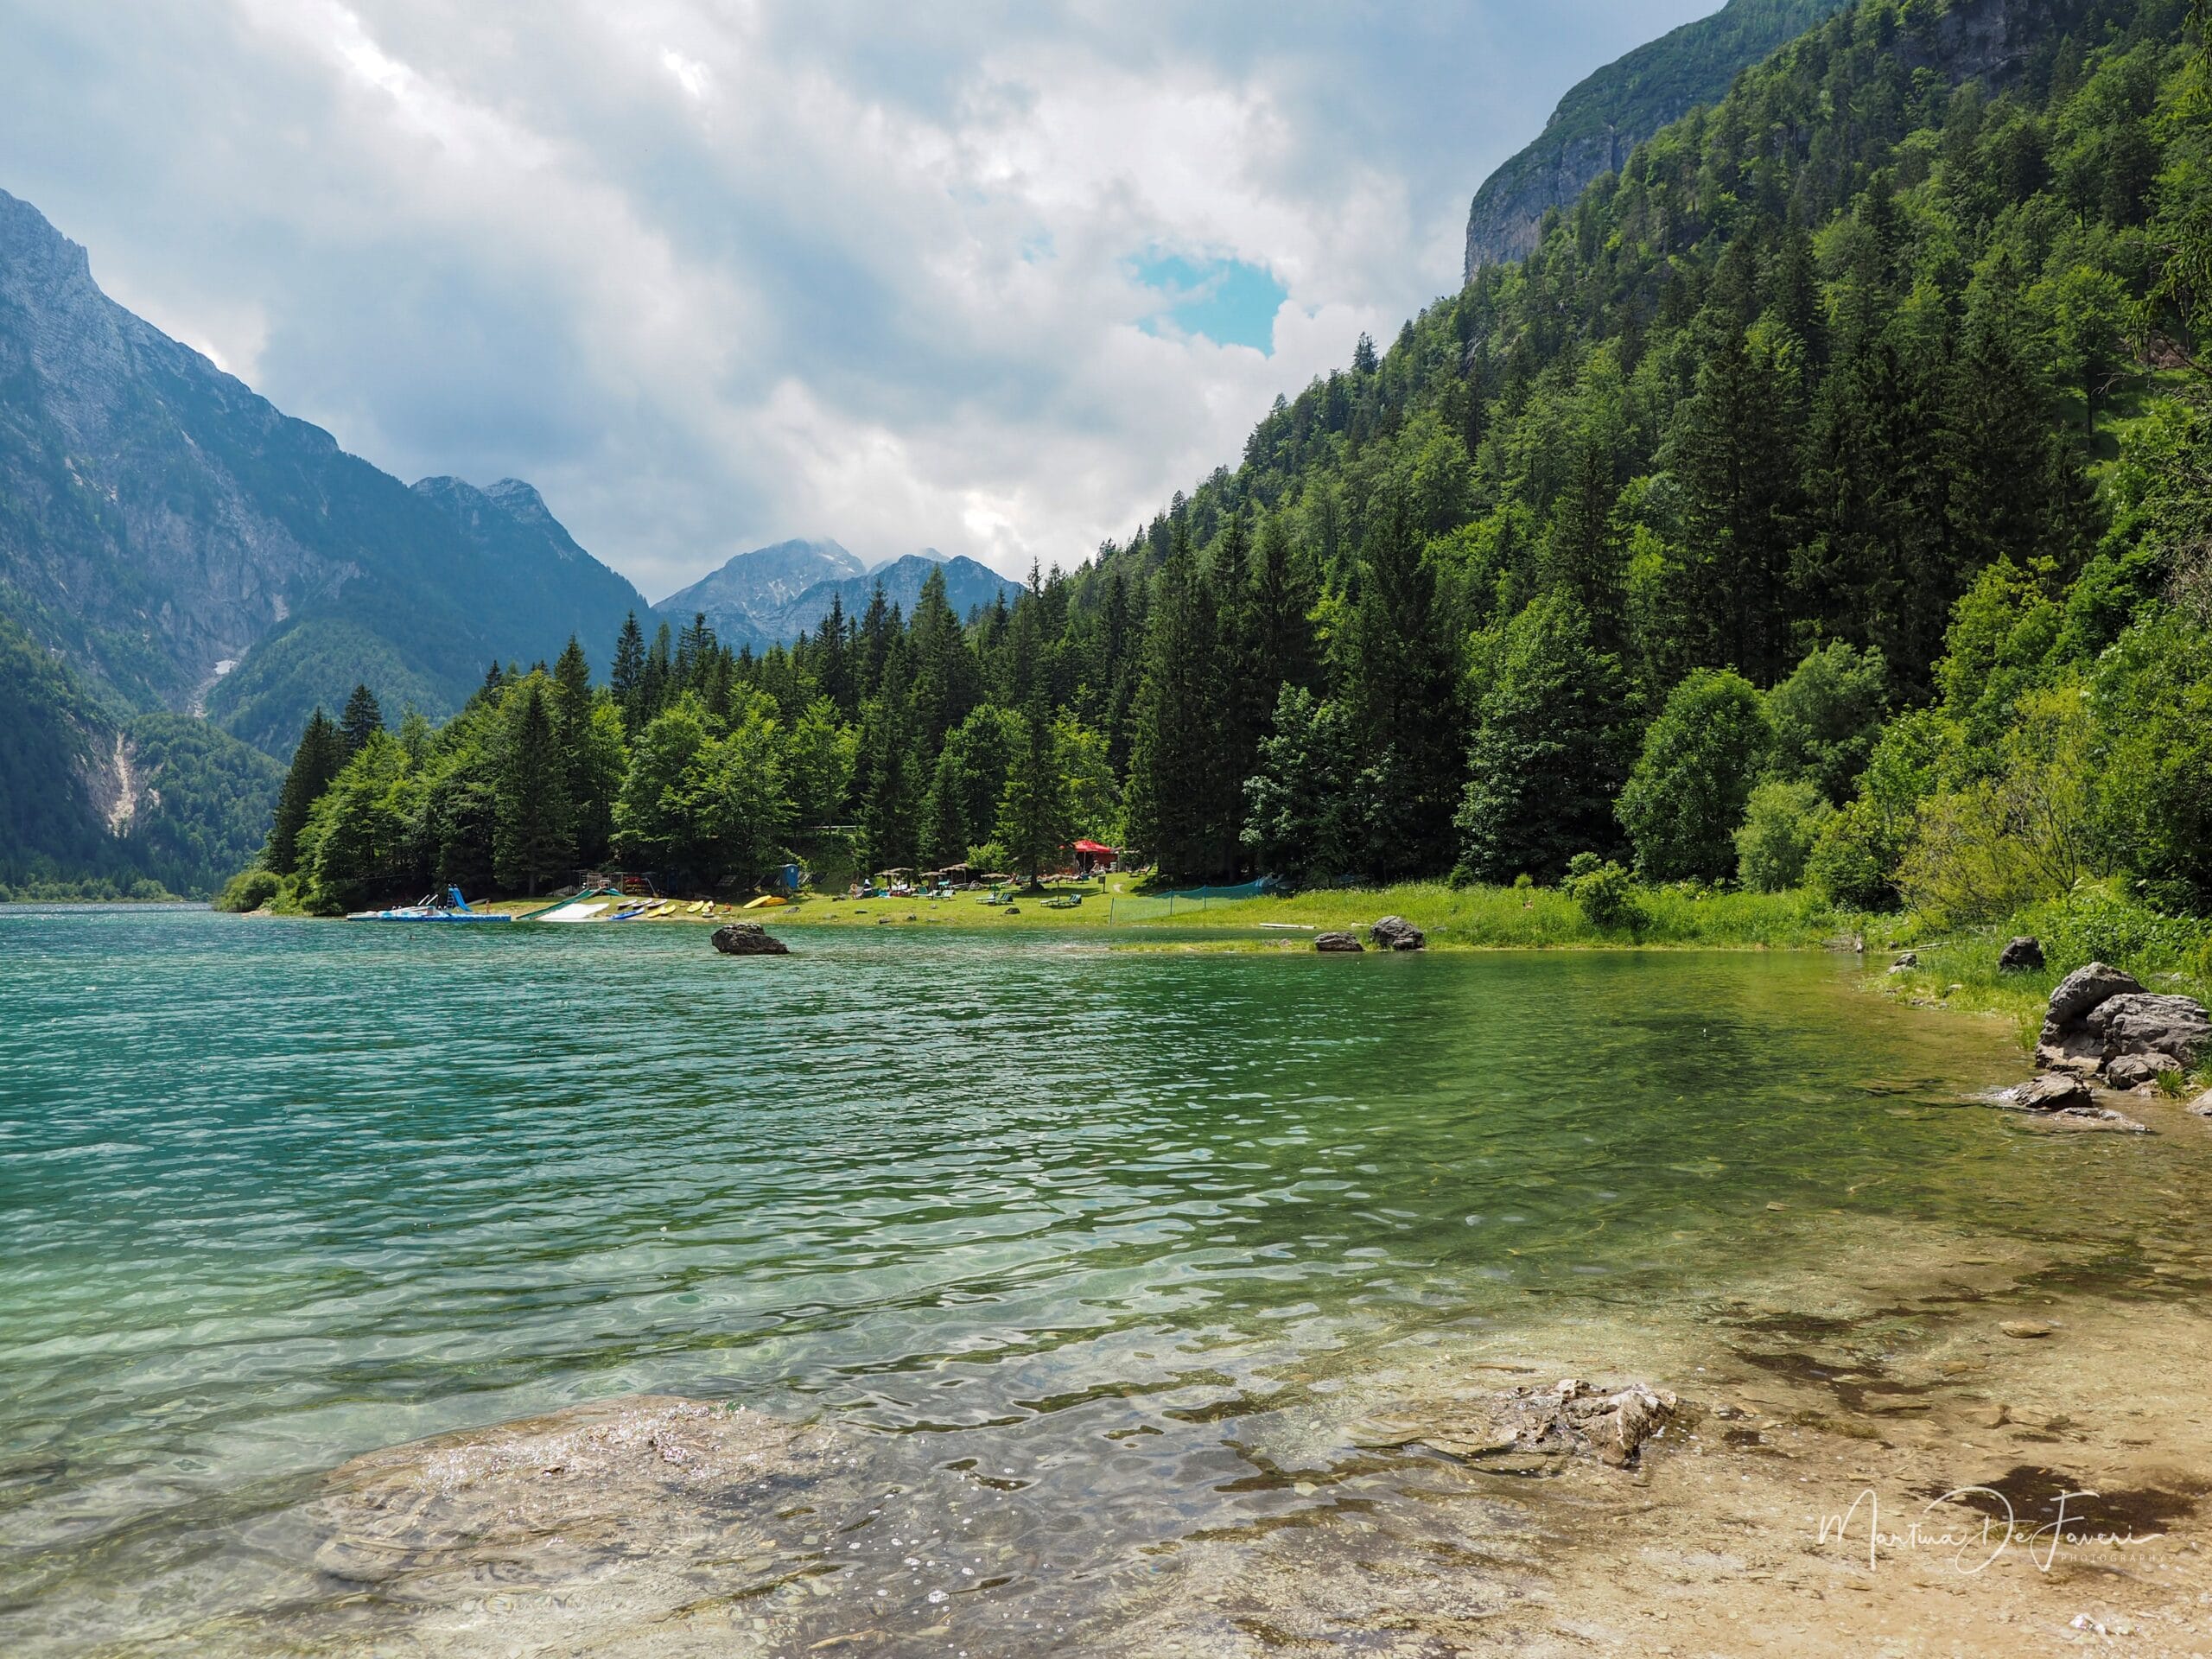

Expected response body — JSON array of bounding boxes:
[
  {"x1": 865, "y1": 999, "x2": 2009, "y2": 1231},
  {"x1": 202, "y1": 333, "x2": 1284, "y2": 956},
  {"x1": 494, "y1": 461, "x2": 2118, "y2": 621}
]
[{"x1": 110, "y1": 1090, "x2": 2212, "y2": 1657}]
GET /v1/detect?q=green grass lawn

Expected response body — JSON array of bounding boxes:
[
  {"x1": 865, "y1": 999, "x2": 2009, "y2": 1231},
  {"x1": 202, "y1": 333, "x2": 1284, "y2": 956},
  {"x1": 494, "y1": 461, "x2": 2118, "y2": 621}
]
[{"x1": 764, "y1": 877, "x2": 1850, "y2": 950}]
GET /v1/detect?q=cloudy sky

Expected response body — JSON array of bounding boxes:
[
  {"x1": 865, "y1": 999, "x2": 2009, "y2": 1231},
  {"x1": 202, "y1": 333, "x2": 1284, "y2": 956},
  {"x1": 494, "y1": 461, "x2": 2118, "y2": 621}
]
[{"x1": 0, "y1": 1, "x2": 1713, "y2": 599}]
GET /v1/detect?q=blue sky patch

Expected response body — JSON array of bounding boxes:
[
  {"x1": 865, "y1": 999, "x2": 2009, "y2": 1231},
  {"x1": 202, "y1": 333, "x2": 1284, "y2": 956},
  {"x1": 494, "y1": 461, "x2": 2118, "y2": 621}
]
[{"x1": 1128, "y1": 251, "x2": 1287, "y2": 353}]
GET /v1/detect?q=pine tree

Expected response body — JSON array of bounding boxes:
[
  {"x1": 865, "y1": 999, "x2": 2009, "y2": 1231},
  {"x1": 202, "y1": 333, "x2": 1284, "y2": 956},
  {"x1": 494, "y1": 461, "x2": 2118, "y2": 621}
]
[
  {"x1": 338, "y1": 683, "x2": 385, "y2": 757},
  {"x1": 995, "y1": 691, "x2": 1071, "y2": 885},
  {"x1": 611, "y1": 613, "x2": 647, "y2": 728},
  {"x1": 493, "y1": 678, "x2": 574, "y2": 895},
  {"x1": 1666, "y1": 321, "x2": 1802, "y2": 682},
  {"x1": 1125, "y1": 527, "x2": 1234, "y2": 880},
  {"x1": 266, "y1": 709, "x2": 344, "y2": 875},
  {"x1": 1455, "y1": 594, "x2": 1630, "y2": 883},
  {"x1": 639, "y1": 622, "x2": 675, "y2": 723},
  {"x1": 1335, "y1": 487, "x2": 1463, "y2": 879},
  {"x1": 860, "y1": 641, "x2": 920, "y2": 874}
]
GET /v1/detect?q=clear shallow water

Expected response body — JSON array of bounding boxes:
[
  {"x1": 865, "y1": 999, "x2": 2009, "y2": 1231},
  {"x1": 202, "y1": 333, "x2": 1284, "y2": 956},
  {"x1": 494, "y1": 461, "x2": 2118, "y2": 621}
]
[{"x1": 0, "y1": 906, "x2": 2169, "y2": 1652}]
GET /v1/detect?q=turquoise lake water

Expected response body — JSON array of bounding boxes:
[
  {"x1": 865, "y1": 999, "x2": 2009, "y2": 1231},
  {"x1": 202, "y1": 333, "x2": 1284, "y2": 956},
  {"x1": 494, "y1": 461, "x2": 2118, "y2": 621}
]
[{"x1": 3, "y1": 904, "x2": 2172, "y2": 1654}]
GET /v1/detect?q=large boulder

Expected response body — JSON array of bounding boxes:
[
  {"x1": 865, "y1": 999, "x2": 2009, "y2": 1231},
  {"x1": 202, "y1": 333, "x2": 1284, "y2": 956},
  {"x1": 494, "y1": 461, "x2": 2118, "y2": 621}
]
[
  {"x1": 2032, "y1": 961, "x2": 2208, "y2": 1089},
  {"x1": 711, "y1": 923, "x2": 791, "y2": 957},
  {"x1": 1999, "y1": 936, "x2": 2045, "y2": 972},
  {"x1": 2086, "y1": 992, "x2": 2211, "y2": 1071},
  {"x1": 1370, "y1": 916, "x2": 1427, "y2": 952},
  {"x1": 2044, "y1": 962, "x2": 2143, "y2": 1027},
  {"x1": 1315, "y1": 932, "x2": 1365, "y2": 954}
]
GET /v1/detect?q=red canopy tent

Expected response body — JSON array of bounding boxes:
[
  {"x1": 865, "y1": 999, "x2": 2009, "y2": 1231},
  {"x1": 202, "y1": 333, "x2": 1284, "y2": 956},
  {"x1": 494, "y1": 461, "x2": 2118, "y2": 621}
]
[{"x1": 1071, "y1": 839, "x2": 1117, "y2": 874}]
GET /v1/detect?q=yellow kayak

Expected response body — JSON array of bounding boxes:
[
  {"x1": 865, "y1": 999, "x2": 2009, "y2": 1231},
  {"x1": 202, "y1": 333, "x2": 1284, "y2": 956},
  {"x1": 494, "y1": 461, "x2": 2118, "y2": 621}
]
[{"x1": 744, "y1": 895, "x2": 789, "y2": 910}]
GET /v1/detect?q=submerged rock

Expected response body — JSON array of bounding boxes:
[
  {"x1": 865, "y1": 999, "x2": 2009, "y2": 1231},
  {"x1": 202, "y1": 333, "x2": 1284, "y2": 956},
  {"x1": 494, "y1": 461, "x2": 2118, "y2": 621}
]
[
  {"x1": 712, "y1": 923, "x2": 791, "y2": 957},
  {"x1": 2046, "y1": 1106, "x2": 2152, "y2": 1134},
  {"x1": 1370, "y1": 916, "x2": 1427, "y2": 952},
  {"x1": 1999, "y1": 936, "x2": 2045, "y2": 972},
  {"x1": 2189, "y1": 1091, "x2": 2212, "y2": 1118},
  {"x1": 2005, "y1": 1074, "x2": 2094, "y2": 1114},
  {"x1": 1410, "y1": 1378, "x2": 1681, "y2": 1472},
  {"x1": 307, "y1": 1395, "x2": 833, "y2": 1595},
  {"x1": 1315, "y1": 932, "x2": 1365, "y2": 954}
]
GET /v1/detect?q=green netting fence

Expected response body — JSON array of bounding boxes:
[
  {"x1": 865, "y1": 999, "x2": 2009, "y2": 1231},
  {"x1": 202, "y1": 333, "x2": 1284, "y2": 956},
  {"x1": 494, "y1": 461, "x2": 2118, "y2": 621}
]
[{"x1": 1107, "y1": 880, "x2": 1274, "y2": 925}]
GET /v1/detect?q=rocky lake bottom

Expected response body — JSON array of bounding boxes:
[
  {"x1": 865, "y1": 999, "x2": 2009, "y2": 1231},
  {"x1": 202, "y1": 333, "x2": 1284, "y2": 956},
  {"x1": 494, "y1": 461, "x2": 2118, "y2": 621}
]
[{"x1": 4, "y1": 908, "x2": 2212, "y2": 1655}]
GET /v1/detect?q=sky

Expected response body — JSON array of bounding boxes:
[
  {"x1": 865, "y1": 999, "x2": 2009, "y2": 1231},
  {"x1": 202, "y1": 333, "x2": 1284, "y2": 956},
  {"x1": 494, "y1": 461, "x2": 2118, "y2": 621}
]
[{"x1": 0, "y1": 1, "x2": 1717, "y2": 599}]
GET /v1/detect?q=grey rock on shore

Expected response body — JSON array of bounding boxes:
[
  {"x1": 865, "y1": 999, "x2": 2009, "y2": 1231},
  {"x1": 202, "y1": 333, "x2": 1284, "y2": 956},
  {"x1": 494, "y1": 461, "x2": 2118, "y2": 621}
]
[
  {"x1": 712, "y1": 923, "x2": 790, "y2": 957},
  {"x1": 2035, "y1": 963, "x2": 2208, "y2": 1084},
  {"x1": 1370, "y1": 916, "x2": 1427, "y2": 952},
  {"x1": 1315, "y1": 932, "x2": 1365, "y2": 954}
]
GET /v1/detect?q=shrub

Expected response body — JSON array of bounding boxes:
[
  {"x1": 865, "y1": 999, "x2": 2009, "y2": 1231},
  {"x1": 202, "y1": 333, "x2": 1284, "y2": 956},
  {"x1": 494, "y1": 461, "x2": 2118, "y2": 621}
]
[
  {"x1": 215, "y1": 868, "x2": 282, "y2": 912},
  {"x1": 1735, "y1": 779, "x2": 1835, "y2": 893},
  {"x1": 1895, "y1": 685, "x2": 2094, "y2": 928},
  {"x1": 1565, "y1": 853, "x2": 1648, "y2": 935},
  {"x1": 2017, "y1": 880, "x2": 2212, "y2": 978},
  {"x1": 1618, "y1": 670, "x2": 1772, "y2": 883}
]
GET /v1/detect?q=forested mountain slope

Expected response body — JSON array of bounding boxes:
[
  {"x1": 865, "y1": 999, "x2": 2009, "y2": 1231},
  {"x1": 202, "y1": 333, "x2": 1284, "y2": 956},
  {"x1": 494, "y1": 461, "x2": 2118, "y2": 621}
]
[{"x1": 1465, "y1": 0, "x2": 1847, "y2": 275}]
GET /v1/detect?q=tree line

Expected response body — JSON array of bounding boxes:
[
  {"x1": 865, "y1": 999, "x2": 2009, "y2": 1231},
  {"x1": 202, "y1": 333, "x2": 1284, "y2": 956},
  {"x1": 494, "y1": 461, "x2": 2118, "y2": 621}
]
[{"x1": 242, "y1": 0, "x2": 2212, "y2": 938}]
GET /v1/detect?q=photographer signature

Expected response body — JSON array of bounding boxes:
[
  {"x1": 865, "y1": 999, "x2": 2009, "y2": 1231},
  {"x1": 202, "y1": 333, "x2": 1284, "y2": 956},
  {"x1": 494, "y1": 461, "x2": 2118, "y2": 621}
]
[{"x1": 1816, "y1": 1487, "x2": 2153, "y2": 1574}]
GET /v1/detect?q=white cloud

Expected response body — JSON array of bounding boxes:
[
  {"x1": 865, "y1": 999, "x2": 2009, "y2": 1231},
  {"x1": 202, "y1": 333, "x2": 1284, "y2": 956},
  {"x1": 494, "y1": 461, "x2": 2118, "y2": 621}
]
[{"x1": 0, "y1": 0, "x2": 1719, "y2": 598}]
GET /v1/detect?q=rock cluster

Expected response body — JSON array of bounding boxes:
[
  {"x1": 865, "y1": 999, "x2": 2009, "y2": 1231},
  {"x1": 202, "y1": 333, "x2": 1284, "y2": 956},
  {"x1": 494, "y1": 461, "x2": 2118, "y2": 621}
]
[
  {"x1": 711, "y1": 923, "x2": 790, "y2": 957},
  {"x1": 1315, "y1": 932, "x2": 1365, "y2": 954},
  {"x1": 1413, "y1": 1378, "x2": 1681, "y2": 1472},
  {"x1": 2035, "y1": 963, "x2": 2208, "y2": 1086},
  {"x1": 1370, "y1": 916, "x2": 1427, "y2": 952}
]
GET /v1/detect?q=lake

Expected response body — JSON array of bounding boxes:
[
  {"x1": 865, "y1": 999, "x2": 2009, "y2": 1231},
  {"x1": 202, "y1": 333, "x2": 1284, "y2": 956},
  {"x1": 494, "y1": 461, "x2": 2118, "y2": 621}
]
[{"x1": 5, "y1": 906, "x2": 2209, "y2": 1655}]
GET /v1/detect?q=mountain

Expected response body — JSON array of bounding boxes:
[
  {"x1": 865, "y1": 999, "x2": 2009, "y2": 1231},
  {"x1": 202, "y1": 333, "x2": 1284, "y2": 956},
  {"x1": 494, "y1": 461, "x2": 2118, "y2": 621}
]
[
  {"x1": 0, "y1": 187, "x2": 652, "y2": 753},
  {"x1": 653, "y1": 544, "x2": 1018, "y2": 651},
  {"x1": 1463, "y1": 0, "x2": 1845, "y2": 278},
  {"x1": 0, "y1": 609, "x2": 283, "y2": 899},
  {"x1": 653, "y1": 539, "x2": 868, "y2": 651}
]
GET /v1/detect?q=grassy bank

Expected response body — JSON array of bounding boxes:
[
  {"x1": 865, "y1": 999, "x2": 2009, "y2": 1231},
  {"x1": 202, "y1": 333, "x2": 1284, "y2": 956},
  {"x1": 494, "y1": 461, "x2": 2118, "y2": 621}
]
[
  {"x1": 677, "y1": 877, "x2": 1853, "y2": 950},
  {"x1": 1872, "y1": 928, "x2": 2212, "y2": 1060}
]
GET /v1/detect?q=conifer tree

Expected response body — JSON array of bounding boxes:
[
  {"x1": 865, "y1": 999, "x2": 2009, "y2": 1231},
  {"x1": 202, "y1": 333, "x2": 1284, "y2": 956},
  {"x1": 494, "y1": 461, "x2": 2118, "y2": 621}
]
[
  {"x1": 1125, "y1": 527, "x2": 1233, "y2": 880},
  {"x1": 1335, "y1": 488, "x2": 1462, "y2": 878},
  {"x1": 859, "y1": 641, "x2": 919, "y2": 874},
  {"x1": 493, "y1": 677, "x2": 574, "y2": 895},
  {"x1": 267, "y1": 709, "x2": 344, "y2": 875},
  {"x1": 338, "y1": 683, "x2": 385, "y2": 757},
  {"x1": 611, "y1": 613, "x2": 647, "y2": 728},
  {"x1": 995, "y1": 691, "x2": 1071, "y2": 886}
]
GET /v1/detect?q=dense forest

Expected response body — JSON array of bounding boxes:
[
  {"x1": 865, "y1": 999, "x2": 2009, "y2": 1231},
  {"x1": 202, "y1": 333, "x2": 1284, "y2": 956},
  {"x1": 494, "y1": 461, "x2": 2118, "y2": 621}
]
[{"x1": 245, "y1": 0, "x2": 2212, "y2": 955}]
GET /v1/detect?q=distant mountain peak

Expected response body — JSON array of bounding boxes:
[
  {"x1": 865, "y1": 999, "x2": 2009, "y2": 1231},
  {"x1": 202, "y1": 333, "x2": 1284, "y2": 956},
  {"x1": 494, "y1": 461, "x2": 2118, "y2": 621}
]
[{"x1": 654, "y1": 543, "x2": 1017, "y2": 652}]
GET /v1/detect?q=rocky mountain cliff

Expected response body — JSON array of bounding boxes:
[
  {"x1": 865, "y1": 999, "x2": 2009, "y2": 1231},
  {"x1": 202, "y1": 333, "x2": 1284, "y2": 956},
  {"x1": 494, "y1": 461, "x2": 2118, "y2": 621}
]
[
  {"x1": 1463, "y1": 0, "x2": 1844, "y2": 279},
  {"x1": 0, "y1": 188, "x2": 652, "y2": 752}
]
